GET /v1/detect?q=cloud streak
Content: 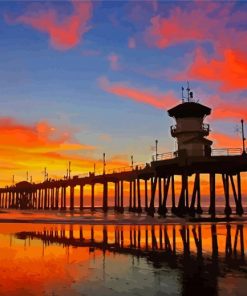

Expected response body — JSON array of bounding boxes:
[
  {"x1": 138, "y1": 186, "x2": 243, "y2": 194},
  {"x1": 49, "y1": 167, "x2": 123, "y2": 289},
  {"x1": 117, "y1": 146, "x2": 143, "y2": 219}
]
[{"x1": 99, "y1": 77, "x2": 177, "y2": 109}]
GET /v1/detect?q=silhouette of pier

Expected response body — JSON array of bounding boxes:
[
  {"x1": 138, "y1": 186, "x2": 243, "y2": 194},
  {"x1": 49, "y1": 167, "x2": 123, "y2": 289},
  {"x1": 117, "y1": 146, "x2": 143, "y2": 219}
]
[
  {"x1": 1, "y1": 91, "x2": 247, "y2": 217},
  {"x1": 0, "y1": 150, "x2": 247, "y2": 217}
]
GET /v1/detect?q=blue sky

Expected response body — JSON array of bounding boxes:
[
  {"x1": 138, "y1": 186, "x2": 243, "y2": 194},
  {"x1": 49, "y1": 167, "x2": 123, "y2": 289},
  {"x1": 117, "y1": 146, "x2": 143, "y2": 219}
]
[{"x1": 0, "y1": 0, "x2": 247, "y2": 183}]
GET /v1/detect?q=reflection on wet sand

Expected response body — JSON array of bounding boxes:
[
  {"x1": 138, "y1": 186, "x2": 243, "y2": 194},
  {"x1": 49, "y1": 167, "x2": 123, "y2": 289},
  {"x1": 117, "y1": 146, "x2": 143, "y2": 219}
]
[
  {"x1": 13, "y1": 224, "x2": 247, "y2": 295},
  {"x1": 16, "y1": 224, "x2": 245, "y2": 259}
]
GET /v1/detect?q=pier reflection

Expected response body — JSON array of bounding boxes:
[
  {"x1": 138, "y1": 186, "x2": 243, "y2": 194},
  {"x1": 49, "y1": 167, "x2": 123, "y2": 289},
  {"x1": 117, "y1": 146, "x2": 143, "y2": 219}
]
[{"x1": 14, "y1": 223, "x2": 247, "y2": 295}]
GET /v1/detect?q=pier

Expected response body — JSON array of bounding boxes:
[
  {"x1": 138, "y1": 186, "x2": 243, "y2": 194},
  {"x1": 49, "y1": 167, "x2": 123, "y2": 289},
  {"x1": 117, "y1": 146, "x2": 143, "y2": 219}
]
[{"x1": 1, "y1": 89, "x2": 247, "y2": 218}]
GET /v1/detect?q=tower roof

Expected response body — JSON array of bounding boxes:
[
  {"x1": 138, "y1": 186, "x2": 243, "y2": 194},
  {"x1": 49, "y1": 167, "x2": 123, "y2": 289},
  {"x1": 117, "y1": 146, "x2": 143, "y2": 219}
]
[{"x1": 168, "y1": 102, "x2": 211, "y2": 118}]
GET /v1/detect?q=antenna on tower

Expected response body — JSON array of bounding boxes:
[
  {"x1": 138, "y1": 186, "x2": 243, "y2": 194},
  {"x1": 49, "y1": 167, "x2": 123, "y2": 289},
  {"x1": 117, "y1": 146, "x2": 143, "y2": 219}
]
[
  {"x1": 186, "y1": 81, "x2": 190, "y2": 102},
  {"x1": 181, "y1": 86, "x2": 185, "y2": 103}
]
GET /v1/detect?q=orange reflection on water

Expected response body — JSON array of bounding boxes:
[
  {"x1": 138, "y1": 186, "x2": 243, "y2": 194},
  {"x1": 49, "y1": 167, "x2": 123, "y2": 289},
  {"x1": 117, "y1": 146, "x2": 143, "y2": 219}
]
[{"x1": 0, "y1": 223, "x2": 246, "y2": 295}]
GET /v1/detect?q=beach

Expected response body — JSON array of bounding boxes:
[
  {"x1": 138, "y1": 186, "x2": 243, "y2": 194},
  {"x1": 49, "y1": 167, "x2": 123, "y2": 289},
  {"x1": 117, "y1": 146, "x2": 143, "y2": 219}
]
[{"x1": 0, "y1": 210, "x2": 246, "y2": 295}]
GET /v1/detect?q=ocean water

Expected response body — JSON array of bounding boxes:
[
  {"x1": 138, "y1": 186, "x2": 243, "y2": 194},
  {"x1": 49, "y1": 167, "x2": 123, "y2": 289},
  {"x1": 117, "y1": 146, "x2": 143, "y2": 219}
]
[{"x1": 0, "y1": 209, "x2": 246, "y2": 295}]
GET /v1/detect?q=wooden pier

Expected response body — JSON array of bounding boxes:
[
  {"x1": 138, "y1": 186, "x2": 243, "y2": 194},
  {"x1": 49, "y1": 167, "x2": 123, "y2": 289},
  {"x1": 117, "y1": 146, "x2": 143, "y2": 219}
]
[
  {"x1": 0, "y1": 149, "x2": 247, "y2": 217},
  {"x1": 1, "y1": 94, "x2": 247, "y2": 217}
]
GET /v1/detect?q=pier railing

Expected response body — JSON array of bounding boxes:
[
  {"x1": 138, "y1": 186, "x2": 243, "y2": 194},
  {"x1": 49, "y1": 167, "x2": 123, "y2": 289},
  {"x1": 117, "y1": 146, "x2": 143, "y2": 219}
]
[
  {"x1": 211, "y1": 148, "x2": 242, "y2": 156},
  {"x1": 154, "y1": 152, "x2": 176, "y2": 161},
  {"x1": 75, "y1": 148, "x2": 244, "y2": 179},
  {"x1": 72, "y1": 163, "x2": 148, "y2": 178},
  {"x1": 153, "y1": 147, "x2": 243, "y2": 162}
]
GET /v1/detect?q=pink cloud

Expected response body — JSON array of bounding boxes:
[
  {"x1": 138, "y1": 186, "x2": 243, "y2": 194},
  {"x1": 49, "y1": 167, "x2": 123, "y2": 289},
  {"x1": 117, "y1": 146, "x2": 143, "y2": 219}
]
[
  {"x1": 7, "y1": 1, "x2": 93, "y2": 50},
  {"x1": 145, "y1": 3, "x2": 247, "y2": 53},
  {"x1": 98, "y1": 77, "x2": 178, "y2": 109},
  {"x1": 145, "y1": 8, "x2": 217, "y2": 48}
]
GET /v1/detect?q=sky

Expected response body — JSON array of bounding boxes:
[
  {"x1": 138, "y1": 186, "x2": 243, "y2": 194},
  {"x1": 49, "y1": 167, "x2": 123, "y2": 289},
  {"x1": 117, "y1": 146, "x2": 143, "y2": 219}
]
[{"x1": 1, "y1": 0, "x2": 247, "y2": 186}]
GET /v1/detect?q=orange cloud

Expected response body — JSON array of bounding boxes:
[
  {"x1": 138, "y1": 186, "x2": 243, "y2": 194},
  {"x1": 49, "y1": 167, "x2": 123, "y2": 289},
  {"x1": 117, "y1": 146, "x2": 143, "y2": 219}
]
[
  {"x1": 7, "y1": 1, "x2": 92, "y2": 50},
  {"x1": 185, "y1": 48, "x2": 247, "y2": 92},
  {"x1": 0, "y1": 117, "x2": 92, "y2": 151},
  {"x1": 99, "y1": 77, "x2": 178, "y2": 109},
  {"x1": 0, "y1": 117, "x2": 131, "y2": 186}
]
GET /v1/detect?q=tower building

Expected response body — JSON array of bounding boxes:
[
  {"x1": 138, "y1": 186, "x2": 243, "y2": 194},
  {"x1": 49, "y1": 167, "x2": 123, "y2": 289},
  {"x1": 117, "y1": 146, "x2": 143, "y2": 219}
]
[{"x1": 168, "y1": 85, "x2": 212, "y2": 157}]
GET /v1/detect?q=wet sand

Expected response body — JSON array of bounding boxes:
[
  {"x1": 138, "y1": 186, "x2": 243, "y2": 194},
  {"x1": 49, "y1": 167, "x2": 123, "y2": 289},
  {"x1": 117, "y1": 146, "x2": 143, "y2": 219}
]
[
  {"x1": 0, "y1": 208, "x2": 246, "y2": 225},
  {"x1": 0, "y1": 221, "x2": 246, "y2": 296}
]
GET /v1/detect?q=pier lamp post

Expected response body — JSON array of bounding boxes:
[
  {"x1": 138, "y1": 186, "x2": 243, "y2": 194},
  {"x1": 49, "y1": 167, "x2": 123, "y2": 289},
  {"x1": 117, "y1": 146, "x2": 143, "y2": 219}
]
[
  {"x1": 131, "y1": 155, "x2": 134, "y2": 170},
  {"x1": 12, "y1": 175, "x2": 15, "y2": 186},
  {"x1": 155, "y1": 139, "x2": 158, "y2": 161},
  {"x1": 93, "y1": 163, "x2": 96, "y2": 174},
  {"x1": 42, "y1": 167, "x2": 48, "y2": 182},
  {"x1": 241, "y1": 119, "x2": 246, "y2": 155},
  {"x1": 68, "y1": 161, "x2": 71, "y2": 179},
  {"x1": 103, "y1": 153, "x2": 106, "y2": 174}
]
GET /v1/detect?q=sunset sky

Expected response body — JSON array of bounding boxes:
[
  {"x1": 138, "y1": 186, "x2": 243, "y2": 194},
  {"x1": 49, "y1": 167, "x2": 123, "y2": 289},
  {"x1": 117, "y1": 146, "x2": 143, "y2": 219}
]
[{"x1": 1, "y1": 0, "x2": 247, "y2": 186}]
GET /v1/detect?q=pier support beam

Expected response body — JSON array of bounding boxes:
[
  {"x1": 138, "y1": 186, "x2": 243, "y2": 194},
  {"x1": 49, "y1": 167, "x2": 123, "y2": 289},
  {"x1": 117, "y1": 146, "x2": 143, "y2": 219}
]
[
  {"x1": 133, "y1": 179, "x2": 136, "y2": 211},
  {"x1": 148, "y1": 176, "x2": 157, "y2": 215},
  {"x1": 189, "y1": 173, "x2": 202, "y2": 215},
  {"x1": 70, "y1": 186, "x2": 75, "y2": 211},
  {"x1": 144, "y1": 179, "x2": 148, "y2": 211},
  {"x1": 209, "y1": 173, "x2": 216, "y2": 217},
  {"x1": 120, "y1": 181, "x2": 124, "y2": 212},
  {"x1": 129, "y1": 181, "x2": 133, "y2": 211},
  {"x1": 222, "y1": 174, "x2": 232, "y2": 217},
  {"x1": 91, "y1": 184, "x2": 95, "y2": 211},
  {"x1": 114, "y1": 182, "x2": 119, "y2": 211},
  {"x1": 60, "y1": 186, "x2": 67, "y2": 210},
  {"x1": 103, "y1": 182, "x2": 108, "y2": 212},
  {"x1": 177, "y1": 174, "x2": 188, "y2": 215},
  {"x1": 80, "y1": 185, "x2": 84, "y2": 210},
  {"x1": 44, "y1": 188, "x2": 48, "y2": 209},
  {"x1": 162, "y1": 176, "x2": 170, "y2": 216},
  {"x1": 171, "y1": 175, "x2": 176, "y2": 214},
  {"x1": 158, "y1": 177, "x2": 162, "y2": 214},
  {"x1": 55, "y1": 188, "x2": 59, "y2": 209},
  {"x1": 137, "y1": 178, "x2": 142, "y2": 213},
  {"x1": 237, "y1": 173, "x2": 244, "y2": 215}
]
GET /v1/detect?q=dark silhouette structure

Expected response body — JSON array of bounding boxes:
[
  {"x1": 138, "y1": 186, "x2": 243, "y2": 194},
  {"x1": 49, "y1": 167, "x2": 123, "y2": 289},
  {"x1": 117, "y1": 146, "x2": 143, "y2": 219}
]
[{"x1": 0, "y1": 94, "x2": 247, "y2": 217}]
